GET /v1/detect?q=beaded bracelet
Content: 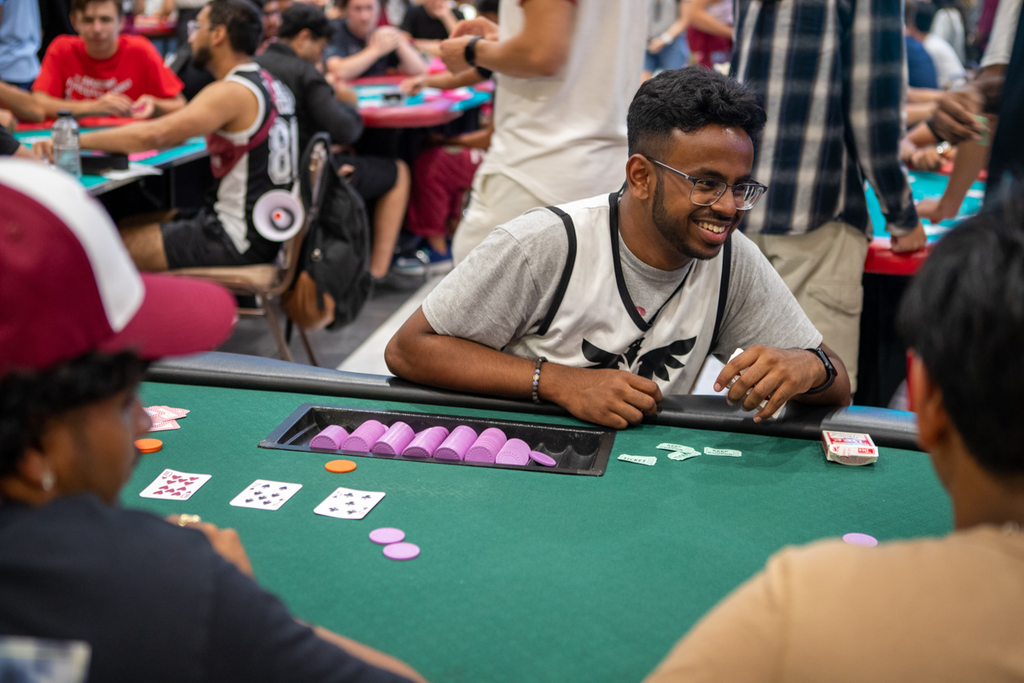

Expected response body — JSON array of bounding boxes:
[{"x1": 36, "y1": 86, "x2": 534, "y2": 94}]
[{"x1": 532, "y1": 357, "x2": 547, "y2": 404}]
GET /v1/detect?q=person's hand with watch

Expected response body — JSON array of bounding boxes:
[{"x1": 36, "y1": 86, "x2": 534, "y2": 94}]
[{"x1": 713, "y1": 345, "x2": 844, "y2": 422}]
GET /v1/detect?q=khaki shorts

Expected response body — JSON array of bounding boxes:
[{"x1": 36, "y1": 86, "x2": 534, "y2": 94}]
[{"x1": 747, "y1": 222, "x2": 869, "y2": 393}]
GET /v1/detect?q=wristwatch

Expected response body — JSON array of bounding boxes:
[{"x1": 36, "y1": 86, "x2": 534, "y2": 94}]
[
  {"x1": 464, "y1": 35, "x2": 482, "y2": 67},
  {"x1": 803, "y1": 347, "x2": 837, "y2": 395}
]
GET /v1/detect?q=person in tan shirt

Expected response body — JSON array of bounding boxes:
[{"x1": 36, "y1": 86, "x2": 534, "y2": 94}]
[{"x1": 644, "y1": 192, "x2": 1024, "y2": 683}]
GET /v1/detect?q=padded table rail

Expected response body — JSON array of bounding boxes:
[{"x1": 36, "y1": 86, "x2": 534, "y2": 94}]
[{"x1": 148, "y1": 352, "x2": 919, "y2": 450}]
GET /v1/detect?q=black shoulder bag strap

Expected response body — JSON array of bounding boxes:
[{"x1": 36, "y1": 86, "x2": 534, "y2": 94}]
[
  {"x1": 535, "y1": 206, "x2": 578, "y2": 337},
  {"x1": 709, "y1": 234, "x2": 733, "y2": 352}
]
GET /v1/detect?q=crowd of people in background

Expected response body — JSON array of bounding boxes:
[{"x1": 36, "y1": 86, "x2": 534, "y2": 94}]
[
  {"x1": 2, "y1": 0, "x2": 1024, "y2": 681},
  {"x1": 0, "y1": 0, "x2": 1019, "y2": 290}
]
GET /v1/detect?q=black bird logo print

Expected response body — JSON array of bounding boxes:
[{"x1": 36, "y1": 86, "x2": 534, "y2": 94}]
[{"x1": 581, "y1": 336, "x2": 697, "y2": 382}]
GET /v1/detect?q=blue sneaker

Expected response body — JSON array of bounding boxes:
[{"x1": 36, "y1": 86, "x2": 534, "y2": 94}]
[{"x1": 393, "y1": 245, "x2": 453, "y2": 276}]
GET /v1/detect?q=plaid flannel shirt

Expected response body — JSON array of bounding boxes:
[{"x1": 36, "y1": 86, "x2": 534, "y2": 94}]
[{"x1": 731, "y1": 0, "x2": 919, "y2": 237}]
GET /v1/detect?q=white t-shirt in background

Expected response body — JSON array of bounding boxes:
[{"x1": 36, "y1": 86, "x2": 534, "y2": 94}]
[
  {"x1": 981, "y1": 0, "x2": 1022, "y2": 68},
  {"x1": 924, "y1": 34, "x2": 966, "y2": 88},
  {"x1": 479, "y1": 0, "x2": 646, "y2": 206}
]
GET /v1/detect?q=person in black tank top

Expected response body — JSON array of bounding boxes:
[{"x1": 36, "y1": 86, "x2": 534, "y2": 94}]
[{"x1": 34, "y1": 0, "x2": 301, "y2": 271}]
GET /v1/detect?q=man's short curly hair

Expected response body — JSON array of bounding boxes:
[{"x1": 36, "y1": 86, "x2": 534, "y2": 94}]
[{"x1": 627, "y1": 66, "x2": 767, "y2": 159}]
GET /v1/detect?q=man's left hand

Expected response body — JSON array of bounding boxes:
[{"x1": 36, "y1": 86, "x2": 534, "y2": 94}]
[
  {"x1": 439, "y1": 35, "x2": 474, "y2": 73},
  {"x1": 713, "y1": 346, "x2": 828, "y2": 422},
  {"x1": 890, "y1": 221, "x2": 928, "y2": 252}
]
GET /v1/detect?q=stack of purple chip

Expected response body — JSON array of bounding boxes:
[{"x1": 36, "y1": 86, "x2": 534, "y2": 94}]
[
  {"x1": 310, "y1": 425, "x2": 348, "y2": 450},
  {"x1": 341, "y1": 420, "x2": 387, "y2": 452},
  {"x1": 371, "y1": 421, "x2": 415, "y2": 456},
  {"x1": 402, "y1": 426, "x2": 450, "y2": 458},
  {"x1": 465, "y1": 428, "x2": 507, "y2": 463},
  {"x1": 495, "y1": 438, "x2": 530, "y2": 466},
  {"x1": 331, "y1": 418, "x2": 560, "y2": 469},
  {"x1": 434, "y1": 425, "x2": 477, "y2": 460}
]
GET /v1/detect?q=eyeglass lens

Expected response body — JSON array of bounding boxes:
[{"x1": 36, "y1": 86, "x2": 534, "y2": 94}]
[{"x1": 690, "y1": 179, "x2": 764, "y2": 210}]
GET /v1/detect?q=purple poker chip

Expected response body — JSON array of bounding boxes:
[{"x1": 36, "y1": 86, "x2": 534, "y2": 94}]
[
  {"x1": 310, "y1": 425, "x2": 348, "y2": 450},
  {"x1": 369, "y1": 527, "x2": 406, "y2": 545},
  {"x1": 383, "y1": 542, "x2": 420, "y2": 561},
  {"x1": 402, "y1": 426, "x2": 449, "y2": 458},
  {"x1": 465, "y1": 427, "x2": 507, "y2": 463},
  {"x1": 341, "y1": 420, "x2": 387, "y2": 452},
  {"x1": 495, "y1": 438, "x2": 531, "y2": 466},
  {"x1": 434, "y1": 425, "x2": 477, "y2": 460},
  {"x1": 371, "y1": 421, "x2": 415, "y2": 456},
  {"x1": 529, "y1": 451, "x2": 557, "y2": 467},
  {"x1": 842, "y1": 533, "x2": 878, "y2": 547}
]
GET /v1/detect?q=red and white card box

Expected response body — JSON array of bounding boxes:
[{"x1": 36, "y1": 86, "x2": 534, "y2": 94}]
[{"x1": 822, "y1": 431, "x2": 879, "y2": 466}]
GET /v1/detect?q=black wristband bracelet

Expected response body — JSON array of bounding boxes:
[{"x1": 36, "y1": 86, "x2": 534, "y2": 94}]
[
  {"x1": 803, "y1": 347, "x2": 837, "y2": 395},
  {"x1": 464, "y1": 35, "x2": 482, "y2": 68},
  {"x1": 475, "y1": 66, "x2": 493, "y2": 80},
  {"x1": 925, "y1": 118, "x2": 946, "y2": 143}
]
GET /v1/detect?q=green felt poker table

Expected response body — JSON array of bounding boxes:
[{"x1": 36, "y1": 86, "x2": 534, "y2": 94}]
[{"x1": 135, "y1": 352, "x2": 950, "y2": 683}]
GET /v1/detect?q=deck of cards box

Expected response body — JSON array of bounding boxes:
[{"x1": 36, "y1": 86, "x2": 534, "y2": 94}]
[
  {"x1": 260, "y1": 404, "x2": 616, "y2": 476},
  {"x1": 822, "y1": 431, "x2": 879, "y2": 466}
]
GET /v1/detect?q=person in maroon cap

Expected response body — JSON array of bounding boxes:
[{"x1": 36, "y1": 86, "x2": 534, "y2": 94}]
[{"x1": 0, "y1": 159, "x2": 427, "y2": 683}]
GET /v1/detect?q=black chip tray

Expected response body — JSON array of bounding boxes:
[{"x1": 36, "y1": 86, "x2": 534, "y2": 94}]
[{"x1": 259, "y1": 404, "x2": 615, "y2": 476}]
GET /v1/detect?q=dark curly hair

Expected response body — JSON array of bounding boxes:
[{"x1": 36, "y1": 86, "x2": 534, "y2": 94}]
[
  {"x1": 0, "y1": 352, "x2": 147, "y2": 477},
  {"x1": 627, "y1": 66, "x2": 767, "y2": 159},
  {"x1": 207, "y1": 0, "x2": 264, "y2": 56},
  {"x1": 897, "y1": 186, "x2": 1024, "y2": 474}
]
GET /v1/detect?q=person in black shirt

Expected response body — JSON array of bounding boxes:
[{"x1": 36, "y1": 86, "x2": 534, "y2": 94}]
[
  {"x1": 256, "y1": 3, "x2": 414, "y2": 285},
  {"x1": 399, "y1": 0, "x2": 464, "y2": 56},
  {"x1": 0, "y1": 125, "x2": 34, "y2": 158},
  {"x1": 324, "y1": 0, "x2": 425, "y2": 81},
  {"x1": 0, "y1": 159, "x2": 428, "y2": 683},
  {"x1": 255, "y1": 4, "x2": 364, "y2": 153}
]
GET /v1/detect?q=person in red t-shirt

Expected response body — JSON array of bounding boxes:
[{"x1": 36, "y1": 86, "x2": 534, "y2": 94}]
[{"x1": 32, "y1": 0, "x2": 185, "y2": 120}]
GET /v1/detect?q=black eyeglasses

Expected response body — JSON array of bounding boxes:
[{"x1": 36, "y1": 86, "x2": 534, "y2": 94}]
[{"x1": 648, "y1": 158, "x2": 768, "y2": 210}]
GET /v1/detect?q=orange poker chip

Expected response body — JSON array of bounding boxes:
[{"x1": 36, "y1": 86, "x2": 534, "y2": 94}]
[
  {"x1": 135, "y1": 438, "x2": 163, "y2": 453},
  {"x1": 325, "y1": 459, "x2": 357, "y2": 473}
]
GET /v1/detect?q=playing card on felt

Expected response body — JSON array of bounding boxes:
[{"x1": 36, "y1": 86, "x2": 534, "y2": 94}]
[
  {"x1": 230, "y1": 480, "x2": 302, "y2": 511},
  {"x1": 139, "y1": 469, "x2": 211, "y2": 500},
  {"x1": 148, "y1": 419, "x2": 180, "y2": 432},
  {"x1": 145, "y1": 406, "x2": 189, "y2": 421},
  {"x1": 314, "y1": 487, "x2": 385, "y2": 520}
]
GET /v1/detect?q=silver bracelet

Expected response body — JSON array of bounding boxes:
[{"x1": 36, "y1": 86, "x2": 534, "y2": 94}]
[{"x1": 532, "y1": 357, "x2": 547, "y2": 404}]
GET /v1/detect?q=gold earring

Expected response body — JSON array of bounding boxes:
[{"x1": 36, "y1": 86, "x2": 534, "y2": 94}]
[{"x1": 41, "y1": 471, "x2": 56, "y2": 492}]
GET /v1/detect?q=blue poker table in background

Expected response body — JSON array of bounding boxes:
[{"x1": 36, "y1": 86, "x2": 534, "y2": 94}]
[
  {"x1": 14, "y1": 126, "x2": 207, "y2": 196},
  {"x1": 351, "y1": 76, "x2": 492, "y2": 129},
  {"x1": 863, "y1": 169, "x2": 986, "y2": 275},
  {"x1": 858, "y1": 169, "x2": 986, "y2": 406}
]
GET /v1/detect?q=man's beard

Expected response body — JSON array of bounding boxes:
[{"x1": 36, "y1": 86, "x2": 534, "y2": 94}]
[
  {"x1": 650, "y1": 172, "x2": 712, "y2": 261},
  {"x1": 192, "y1": 43, "x2": 213, "y2": 71}
]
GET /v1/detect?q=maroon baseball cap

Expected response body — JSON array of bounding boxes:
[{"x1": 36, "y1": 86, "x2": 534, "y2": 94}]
[{"x1": 0, "y1": 159, "x2": 237, "y2": 377}]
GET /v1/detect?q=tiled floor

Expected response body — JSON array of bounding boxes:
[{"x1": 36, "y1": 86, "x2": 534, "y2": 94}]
[{"x1": 216, "y1": 276, "x2": 443, "y2": 374}]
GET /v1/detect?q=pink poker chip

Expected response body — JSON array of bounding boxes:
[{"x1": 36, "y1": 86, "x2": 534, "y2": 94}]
[
  {"x1": 495, "y1": 438, "x2": 530, "y2": 466},
  {"x1": 842, "y1": 533, "x2": 878, "y2": 547},
  {"x1": 529, "y1": 451, "x2": 557, "y2": 467},
  {"x1": 310, "y1": 425, "x2": 348, "y2": 450},
  {"x1": 369, "y1": 527, "x2": 406, "y2": 545},
  {"x1": 383, "y1": 542, "x2": 420, "y2": 561}
]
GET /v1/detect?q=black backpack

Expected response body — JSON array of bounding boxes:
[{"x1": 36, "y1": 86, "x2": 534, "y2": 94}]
[{"x1": 287, "y1": 137, "x2": 372, "y2": 330}]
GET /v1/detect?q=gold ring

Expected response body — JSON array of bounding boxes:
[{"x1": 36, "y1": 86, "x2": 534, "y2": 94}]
[{"x1": 177, "y1": 514, "x2": 201, "y2": 526}]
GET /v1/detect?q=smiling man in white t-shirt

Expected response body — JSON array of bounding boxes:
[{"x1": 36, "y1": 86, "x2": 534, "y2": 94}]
[
  {"x1": 437, "y1": 0, "x2": 646, "y2": 264},
  {"x1": 386, "y1": 68, "x2": 851, "y2": 429}
]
